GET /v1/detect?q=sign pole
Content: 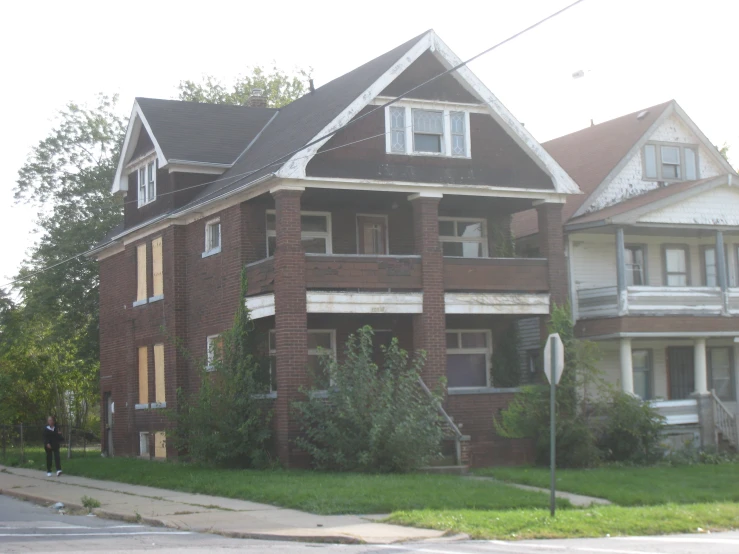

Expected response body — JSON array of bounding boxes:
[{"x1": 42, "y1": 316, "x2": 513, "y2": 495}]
[{"x1": 549, "y1": 337, "x2": 556, "y2": 518}]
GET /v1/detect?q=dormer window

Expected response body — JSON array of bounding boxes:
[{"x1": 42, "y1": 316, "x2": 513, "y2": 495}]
[
  {"x1": 643, "y1": 142, "x2": 698, "y2": 182},
  {"x1": 135, "y1": 158, "x2": 157, "y2": 207},
  {"x1": 386, "y1": 104, "x2": 470, "y2": 158}
]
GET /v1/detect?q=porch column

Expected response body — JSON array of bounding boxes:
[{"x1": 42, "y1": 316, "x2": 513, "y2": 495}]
[
  {"x1": 693, "y1": 338, "x2": 708, "y2": 395},
  {"x1": 615, "y1": 227, "x2": 628, "y2": 315},
  {"x1": 619, "y1": 337, "x2": 634, "y2": 395},
  {"x1": 716, "y1": 230, "x2": 729, "y2": 315},
  {"x1": 272, "y1": 187, "x2": 308, "y2": 467},
  {"x1": 410, "y1": 193, "x2": 446, "y2": 390},
  {"x1": 733, "y1": 342, "x2": 739, "y2": 431},
  {"x1": 536, "y1": 202, "x2": 568, "y2": 307}
]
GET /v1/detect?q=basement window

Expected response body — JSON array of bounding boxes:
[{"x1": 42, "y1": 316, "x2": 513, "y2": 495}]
[{"x1": 386, "y1": 105, "x2": 470, "y2": 158}]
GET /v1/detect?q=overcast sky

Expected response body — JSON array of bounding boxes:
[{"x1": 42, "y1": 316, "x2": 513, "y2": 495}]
[{"x1": 2, "y1": 0, "x2": 738, "y2": 288}]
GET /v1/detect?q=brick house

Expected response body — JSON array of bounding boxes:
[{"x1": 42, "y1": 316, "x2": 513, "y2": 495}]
[
  {"x1": 90, "y1": 30, "x2": 580, "y2": 467},
  {"x1": 514, "y1": 100, "x2": 739, "y2": 450}
]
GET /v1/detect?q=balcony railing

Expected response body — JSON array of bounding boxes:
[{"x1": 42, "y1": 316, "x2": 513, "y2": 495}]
[{"x1": 577, "y1": 285, "x2": 730, "y2": 318}]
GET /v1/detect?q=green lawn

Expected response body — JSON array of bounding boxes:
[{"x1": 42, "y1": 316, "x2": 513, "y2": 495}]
[
  {"x1": 477, "y1": 464, "x2": 739, "y2": 506},
  {"x1": 387, "y1": 503, "x2": 739, "y2": 540},
  {"x1": 2, "y1": 454, "x2": 567, "y2": 515}
]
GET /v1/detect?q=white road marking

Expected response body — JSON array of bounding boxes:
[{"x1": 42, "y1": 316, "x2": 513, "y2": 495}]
[
  {"x1": 487, "y1": 541, "x2": 565, "y2": 549},
  {"x1": 0, "y1": 531, "x2": 193, "y2": 537},
  {"x1": 574, "y1": 548, "x2": 659, "y2": 554},
  {"x1": 615, "y1": 536, "x2": 739, "y2": 545}
]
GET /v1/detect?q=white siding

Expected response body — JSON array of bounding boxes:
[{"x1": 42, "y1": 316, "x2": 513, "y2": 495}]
[
  {"x1": 638, "y1": 186, "x2": 739, "y2": 227},
  {"x1": 586, "y1": 113, "x2": 724, "y2": 213}
]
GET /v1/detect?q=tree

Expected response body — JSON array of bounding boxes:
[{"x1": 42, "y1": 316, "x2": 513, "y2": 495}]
[{"x1": 178, "y1": 65, "x2": 311, "y2": 108}]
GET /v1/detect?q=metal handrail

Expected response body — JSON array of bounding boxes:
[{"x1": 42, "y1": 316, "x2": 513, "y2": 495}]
[{"x1": 417, "y1": 377, "x2": 468, "y2": 465}]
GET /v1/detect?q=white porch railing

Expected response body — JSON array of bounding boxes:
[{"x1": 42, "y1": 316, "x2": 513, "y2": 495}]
[
  {"x1": 712, "y1": 390, "x2": 738, "y2": 449},
  {"x1": 651, "y1": 399, "x2": 699, "y2": 426},
  {"x1": 577, "y1": 286, "x2": 728, "y2": 318}
]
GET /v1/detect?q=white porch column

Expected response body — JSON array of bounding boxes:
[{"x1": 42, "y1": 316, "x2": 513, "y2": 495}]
[
  {"x1": 619, "y1": 337, "x2": 634, "y2": 394},
  {"x1": 733, "y1": 342, "x2": 739, "y2": 432},
  {"x1": 693, "y1": 338, "x2": 708, "y2": 395}
]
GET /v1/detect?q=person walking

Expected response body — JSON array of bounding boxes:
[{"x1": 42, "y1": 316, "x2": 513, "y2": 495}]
[{"x1": 43, "y1": 416, "x2": 64, "y2": 477}]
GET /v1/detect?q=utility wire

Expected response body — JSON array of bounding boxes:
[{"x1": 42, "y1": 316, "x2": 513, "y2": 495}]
[{"x1": 3, "y1": 0, "x2": 586, "y2": 289}]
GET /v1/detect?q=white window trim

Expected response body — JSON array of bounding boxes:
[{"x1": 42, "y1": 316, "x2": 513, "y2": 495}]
[
  {"x1": 643, "y1": 142, "x2": 699, "y2": 182},
  {"x1": 206, "y1": 334, "x2": 221, "y2": 372},
  {"x1": 269, "y1": 329, "x2": 336, "y2": 391},
  {"x1": 202, "y1": 218, "x2": 222, "y2": 258},
  {"x1": 139, "y1": 432, "x2": 150, "y2": 457},
  {"x1": 446, "y1": 329, "x2": 493, "y2": 390},
  {"x1": 355, "y1": 213, "x2": 390, "y2": 255},
  {"x1": 439, "y1": 217, "x2": 488, "y2": 258},
  {"x1": 266, "y1": 210, "x2": 332, "y2": 255},
  {"x1": 130, "y1": 154, "x2": 157, "y2": 208},
  {"x1": 384, "y1": 103, "x2": 471, "y2": 159}
]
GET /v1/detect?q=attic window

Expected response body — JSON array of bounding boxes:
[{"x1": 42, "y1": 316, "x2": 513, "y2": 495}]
[
  {"x1": 385, "y1": 104, "x2": 470, "y2": 158},
  {"x1": 643, "y1": 142, "x2": 698, "y2": 182},
  {"x1": 134, "y1": 157, "x2": 157, "y2": 207}
]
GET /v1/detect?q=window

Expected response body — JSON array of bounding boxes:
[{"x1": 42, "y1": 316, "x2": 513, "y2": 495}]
[
  {"x1": 135, "y1": 243, "x2": 147, "y2": 304},
  {"x1": 153, "y1": 343, "x2": 165, "y2": 405},
  {"x1": 371, "y1": 330, "x2": 394, "y2": 367},
  {"x1": 663, "y1": 246, "x2": 689, "y2": 286},
  {"x1": 709, "y1": 347, "x2": 734, "y2": 401},
  {"x1": 701, "y1": 245, "x2": 728, "y2": 287},
  {"x1": 385, "y1": 105, "x2": 470, "y2": 158},
  {"x1": 203, "y1": 219, "x2": 221, "y2": 257},
  {"x1": 136, "y1": 159, "x2": 157, "y2": 207},
  {"x1": 643, "y1": 143, "x2": 698, "y2": 181},
  {"x1": 268, "y1": 330, "x2": 336, "y2": 390},
  {"x1": 138, "y1": 346, "x2": 148, "y2": 405},
  {"x1": 151, "y1": 237, "x2": 163, "y2": 299},
  {"x1": 206, "y1": 334, "x2": 223, "y2": 372},
  {"x1": 439, "y1": 218, "x2": 487, "y2": 258},
  {"x1": 632, "y1": 349, "x2": 652, "y2": 400},
  {"x1": 266, "y1": 211, "x2": 331, "y2": 256},
  {"x1": 154, "y1": 431, "x2": 166, "y2": 459},
  {"x1": 139, "y1": 432, "x2": 149, "y2": 457},
  {"x1": 446, "y1": 330, "x2": 491, "y2": 388},
  {"x1": 357, "y1": 215, "x2": 388, "y2": 255},
  {"x1": 624, "y1": 245, "x2": 646, "y2": 286}
]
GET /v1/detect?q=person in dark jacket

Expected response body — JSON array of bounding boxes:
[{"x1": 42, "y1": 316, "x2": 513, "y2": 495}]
[{"x1": 43, "y1": 416, "x2": 63, "y2": 476}]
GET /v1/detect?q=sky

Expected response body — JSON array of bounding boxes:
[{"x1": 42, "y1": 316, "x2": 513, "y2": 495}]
[{"x1": 1, "y1": 0, "x2": 738, "y2": 288}]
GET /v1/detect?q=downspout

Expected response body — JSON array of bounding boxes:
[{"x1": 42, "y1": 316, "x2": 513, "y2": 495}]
[{"x1": 566, "y1": 232, "x2": 578, "y2": 324}]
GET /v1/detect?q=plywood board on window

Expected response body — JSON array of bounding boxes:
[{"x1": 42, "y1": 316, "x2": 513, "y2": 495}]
[
  {"x1": 154, "y1": 343, "x2": 165, "y2": 403},
  {"x1": 152, "y1": 237, "x2": 163, "y2": 297},
  {"x1": 154, "y1": 431, "x2": 166, "y2": 459},
  {"x1": 136, "y1": 244, "x2": 147, "y2": 301},
  {"x1": 138, "y1": 346, "x2": 148, "y2": 404}
]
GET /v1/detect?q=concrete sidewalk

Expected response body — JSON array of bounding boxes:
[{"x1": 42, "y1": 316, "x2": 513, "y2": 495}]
[{"x1": 0, "y1": 465, "x2": 449, "y2": 544}]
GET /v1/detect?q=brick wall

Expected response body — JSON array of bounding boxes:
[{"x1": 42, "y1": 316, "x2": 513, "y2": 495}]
[
  {"x1": 305, "y1": 256, "x2": 422, "y2": 290},
  {"x1": 537, "y1": 203, "x2": 568, "y2": 307}
]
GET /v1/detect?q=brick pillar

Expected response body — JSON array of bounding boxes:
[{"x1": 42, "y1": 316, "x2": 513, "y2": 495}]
[
  {"x1": 272, "y1": 188, "x2": 308, "y2": 466},
  {"x1": 410, "y1": 193, "x2": 446, "y2": 390},
  {"x1": 162, "y1": 226, "x2": 189, "y2": 458},
  {"x1": 537, "y1": 203, "x2": 568, "y2": 308}
]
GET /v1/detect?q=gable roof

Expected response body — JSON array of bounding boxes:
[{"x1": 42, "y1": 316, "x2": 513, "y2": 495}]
[
  {"x1": 512, "y1": 101, "x2": 672, "y2": 238},
  {"x1": 136, "y1": 98, "x2": 277, "y2": 166}
]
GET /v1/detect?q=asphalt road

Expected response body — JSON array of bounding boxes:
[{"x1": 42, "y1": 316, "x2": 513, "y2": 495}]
[{"x1": 1, "y1": 494, "x2": 737, "y2": 553}]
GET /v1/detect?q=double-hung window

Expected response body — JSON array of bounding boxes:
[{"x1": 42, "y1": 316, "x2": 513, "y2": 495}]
[
  {"x1": 266, "y1": 211, "x2": 331, "y2": 256},
  {"x1": 203, "y1": 219, "x2": 221, "y2": 257},
  {"x1": 708, "y1": 347, "x2": 734, "y2": 401},
  {"x1": 439, "y1": 218, "x2": 487, "y2": 258},
  {"x1": 206, "y1": 334, "x2": 223, "y2": 372},
  {"x1": 268, "y1": 330, "x2": 335, "y2": 391},
  {"x1": 701, "y1": 245, "x2": 728, "y2": 287},
  {"x1": 446, "y1": 330, "x2": 491, "y2": 389},
  {"x1": 624, "y1": 245, "x2": 646, "y2": 286},
  {"x1": 643, "y1": 143, "x2": 698, "y2": 181},
  {"x1": 663, "y1": 245, "x2": 689, "y2": 286},
  {"x1": 631, "y1": 349, "x2": 652, "y2": 400},
  {"x1": 136, "y1": 159, "x2": 157, "y2": 207},
  {"x1": 386, "y1": 105, "x2": 470, "y2": 158}
]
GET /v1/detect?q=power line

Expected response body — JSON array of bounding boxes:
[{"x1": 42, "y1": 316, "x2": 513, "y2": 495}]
[{"x1": 5, "y1": 0, "x2": 587, "y2": 289}]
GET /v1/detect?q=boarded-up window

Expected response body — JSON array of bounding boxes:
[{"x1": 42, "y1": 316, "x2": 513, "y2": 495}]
[
  {"x1": 138, "y1": 346, "x2": 148, "y2": 404},
  {"x1": 154, "y1": 343, "x2": 165, "y2": 403},
  {"x1": 136, "y1": 244, "x2": 147, "y2": 302},
  {"x1": 154, "y1": 431, "x2": 166, "y2": 458},
  {"x1": 152, "y1": 237, "x2": 163, "y2": 297}
]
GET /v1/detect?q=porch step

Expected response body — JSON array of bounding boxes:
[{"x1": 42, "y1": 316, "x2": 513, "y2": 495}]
[{"x1": 419, "y1": 465, "x2": 469, "y2": 475}]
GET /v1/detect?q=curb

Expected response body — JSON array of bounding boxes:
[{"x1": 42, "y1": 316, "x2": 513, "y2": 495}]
[{"x1": 0, "y1": 487, "x2": 86, "y2": 515}]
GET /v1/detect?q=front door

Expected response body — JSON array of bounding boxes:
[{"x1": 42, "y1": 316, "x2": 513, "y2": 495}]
[
  {"x1": 357, "y1": 216, "x2": 387, "y2": 255},
  {"x1": 667, "y1": 347, "x2": 694, "y2": 399}
]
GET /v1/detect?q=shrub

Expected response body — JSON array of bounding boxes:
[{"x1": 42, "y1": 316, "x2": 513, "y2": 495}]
[
  {"x1": 664, "y1": 442, "x2": 739, "y2": 466},
  {"x1": 168, "y1": 270, "x2": 272, "y2": 468},
  {"x1": 597, "y1": 391, "x2": 665, "y2": 464},
  {"x1": 293, "y1": 326, "x2": 444, "y2": 473}
]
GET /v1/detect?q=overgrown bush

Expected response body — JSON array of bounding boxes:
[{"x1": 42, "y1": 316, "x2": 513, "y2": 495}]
[
  {"x1": 495, "y1": 304, "x2": 604, "y2": 468},
  {"x1": 597, "y1": 391, "x2": 665, "y2": 464},
  {"x1": 168, "y1": 270, "x2": 272, "y2": 468},
  {"x1": 664, "y1": 442, "x2": 739, "y2": 466},
  {"x1": 293, "y1": 326, "x2": 443, "y2": 473}
]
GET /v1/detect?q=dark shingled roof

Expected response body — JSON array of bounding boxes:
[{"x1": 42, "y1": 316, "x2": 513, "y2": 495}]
[
  {"x1": 180, "y1": 30, "x2": 432, "y2": 210},
  {"x1": 136, "y1": 98, "x2": 278, "y2": 166},
  {"x1": 511, "y1": 100, "x2": 673, "y2": 238}
]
